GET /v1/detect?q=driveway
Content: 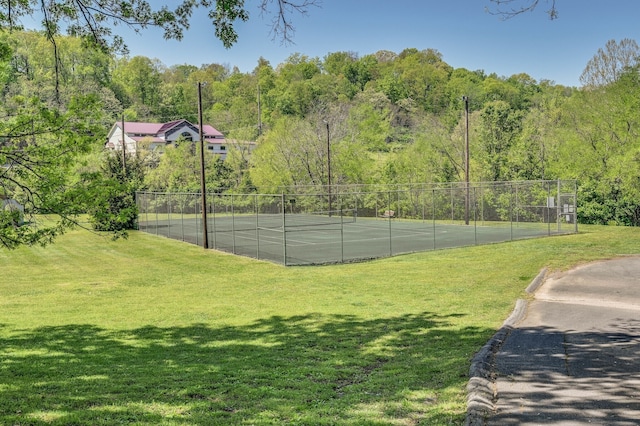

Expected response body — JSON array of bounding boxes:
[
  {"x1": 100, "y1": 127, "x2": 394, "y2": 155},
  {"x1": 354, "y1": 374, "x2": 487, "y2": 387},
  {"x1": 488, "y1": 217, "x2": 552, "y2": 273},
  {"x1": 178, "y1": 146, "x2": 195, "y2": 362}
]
[{"x1": 468, "y1": 256, "x2": 640, "y2": 425}]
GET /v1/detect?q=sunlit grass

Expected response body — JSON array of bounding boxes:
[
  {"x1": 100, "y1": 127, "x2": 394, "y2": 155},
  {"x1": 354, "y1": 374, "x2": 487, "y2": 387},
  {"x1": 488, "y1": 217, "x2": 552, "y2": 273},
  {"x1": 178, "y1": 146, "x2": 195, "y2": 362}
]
[{"x1": 1, "y1": 225, "x2": 639, "y2": 425}]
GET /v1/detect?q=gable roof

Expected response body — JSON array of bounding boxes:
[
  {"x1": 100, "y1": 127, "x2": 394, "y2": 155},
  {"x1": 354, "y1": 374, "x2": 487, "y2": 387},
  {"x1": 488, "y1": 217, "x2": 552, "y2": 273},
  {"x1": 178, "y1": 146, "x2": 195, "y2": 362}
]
[
  {"x1": 110, "y1": 120, "x2": 224, "y2": 139},
  {"x1": 122, "y1": 122, "x2": 164, "y2": 135},
  {"x1": 202, "y1": 125, "x2": 223, "y2": 138},
  {"x1": 157, "y1": 119, "x2": 188, "y2": 135}
]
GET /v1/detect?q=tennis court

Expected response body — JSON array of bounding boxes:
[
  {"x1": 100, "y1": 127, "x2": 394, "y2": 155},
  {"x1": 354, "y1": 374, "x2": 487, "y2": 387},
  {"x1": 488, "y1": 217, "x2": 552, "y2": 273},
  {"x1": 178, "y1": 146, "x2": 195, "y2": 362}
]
[{"x1": 137, "y1": 180, "x2": 577, "y2": 265}]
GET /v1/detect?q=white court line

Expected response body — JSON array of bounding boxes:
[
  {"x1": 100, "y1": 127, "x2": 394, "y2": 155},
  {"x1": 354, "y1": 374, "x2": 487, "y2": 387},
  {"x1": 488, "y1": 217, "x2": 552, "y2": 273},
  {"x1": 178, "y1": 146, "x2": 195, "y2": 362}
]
[
  {"x1": 229, "y1": 230, "x2": 311, "y2": 246},
  {"x1": 216, "y1": 224, "x2": 445, "y2": 248}
]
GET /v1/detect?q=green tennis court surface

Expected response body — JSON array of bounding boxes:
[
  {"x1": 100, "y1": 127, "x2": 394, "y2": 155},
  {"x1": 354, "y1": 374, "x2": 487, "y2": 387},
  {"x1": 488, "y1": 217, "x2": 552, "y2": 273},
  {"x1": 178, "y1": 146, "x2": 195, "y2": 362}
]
[{"x1": 139, "y1": 215, "x2": 571, "y2": 265}]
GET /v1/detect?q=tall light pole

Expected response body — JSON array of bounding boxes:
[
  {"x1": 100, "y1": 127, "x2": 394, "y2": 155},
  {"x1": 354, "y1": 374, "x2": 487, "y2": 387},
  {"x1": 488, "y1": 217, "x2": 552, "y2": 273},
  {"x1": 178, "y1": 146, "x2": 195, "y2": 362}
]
[
  {"x1": 121, "y1": 114, "x2": 126, "y2": 174},
  {"x1": 462, "y1": 95, "x2": 470, "y2": 226},
  {"x1": 324, "y1": 120, "x2": 332, "y2": 215},
  {"x1": 257, "y1": 84, "x2": 262, "y2": 136},
  {"x1": 198, "y1": 82, "x2": 209, "y2": 249}
]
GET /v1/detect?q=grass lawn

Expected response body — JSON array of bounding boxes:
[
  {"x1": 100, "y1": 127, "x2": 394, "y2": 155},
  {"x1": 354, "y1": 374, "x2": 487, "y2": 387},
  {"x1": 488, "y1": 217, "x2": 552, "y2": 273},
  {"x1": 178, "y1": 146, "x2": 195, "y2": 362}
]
[{"x1": 1, "y1": 225, "x2": 639, "y2": 425}]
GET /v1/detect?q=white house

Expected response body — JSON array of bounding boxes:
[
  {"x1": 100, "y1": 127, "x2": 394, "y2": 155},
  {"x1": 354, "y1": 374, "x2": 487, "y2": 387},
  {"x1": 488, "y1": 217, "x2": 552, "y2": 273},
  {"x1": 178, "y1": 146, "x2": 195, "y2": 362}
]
[{"x1": 105, "y1": 119, "x2": 246, "y2": 160}]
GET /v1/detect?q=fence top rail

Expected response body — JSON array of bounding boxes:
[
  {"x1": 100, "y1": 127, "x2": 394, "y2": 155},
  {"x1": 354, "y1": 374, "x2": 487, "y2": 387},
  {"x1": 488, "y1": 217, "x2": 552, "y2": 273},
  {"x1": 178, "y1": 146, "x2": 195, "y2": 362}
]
[
  {"x1": 137, "y1": 192, "x2": 285, "y2": 197},
  {"x1": 136, "y1": 180, "x2": 576, "y2": 198},
  {"x1": 276, "y1": 179, "x2": 573, "y2": 191}
]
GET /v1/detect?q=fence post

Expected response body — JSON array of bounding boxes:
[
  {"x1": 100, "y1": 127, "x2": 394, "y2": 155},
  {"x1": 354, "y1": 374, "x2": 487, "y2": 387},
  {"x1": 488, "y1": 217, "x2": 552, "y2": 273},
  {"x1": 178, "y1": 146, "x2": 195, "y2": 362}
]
[
  {"x1": 195, "y1": 194, "x2": 199, "y2": 247},
  {"x1": 212, "y1": 194, "x2": 217, "y2": 248},
  {"x1": 573, "y1": 180, "x2": 578, "y2": 234},
  {"x1": 473, "y1": 187, "x2": 477, "y2": 245},
  {"x1": 255, "y1": 194, "x2": 260, "y2": 259},
  {"x1": 547, "y1": 181, "x2": 552, "y2": 236},
  {"x1": 167, "y1": 193, "x2": 172, "y2": 240},
  {"x1": 388, "y1": 191, "x2": 393, "y2": 256},
  {"x1": 231, "y1": 194, "x2": 236, "y2": 253},
  {"x1": 432, "y1": 189, "x2": 437, "y2": 250},
  {"x1": 340, "y1": 208, "x2": 345, "y2": 263},
  {"x1": 557, "y1": 179, "x2": 562, "y2": 233},
  {"x1": 154, "y1": 192, "x2": 159, "y2": 236},
  {"x1": 282, "y1": 193, "x2": 287, "y2": 266},
  {"x1": 510, "y1": 184, "x2": 514, "y2": 241},
  {"x1": 450, "y1": 185, "x2": 454, "y2": 223}
]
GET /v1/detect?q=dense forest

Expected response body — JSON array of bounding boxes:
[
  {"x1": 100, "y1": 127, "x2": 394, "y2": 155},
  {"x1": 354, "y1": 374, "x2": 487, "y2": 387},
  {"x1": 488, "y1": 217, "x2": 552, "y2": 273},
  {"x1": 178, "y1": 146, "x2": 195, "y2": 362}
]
[{"x1": 2, "y1": 29, "x2": 640, "y2": 248}]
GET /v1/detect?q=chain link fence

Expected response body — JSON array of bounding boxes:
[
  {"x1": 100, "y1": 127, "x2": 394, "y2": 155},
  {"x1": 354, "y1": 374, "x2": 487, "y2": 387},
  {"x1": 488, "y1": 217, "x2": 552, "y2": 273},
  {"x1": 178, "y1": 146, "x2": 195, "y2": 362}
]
[{"x1": 137, "y1": 180, "x2": 577, "y2": 265}]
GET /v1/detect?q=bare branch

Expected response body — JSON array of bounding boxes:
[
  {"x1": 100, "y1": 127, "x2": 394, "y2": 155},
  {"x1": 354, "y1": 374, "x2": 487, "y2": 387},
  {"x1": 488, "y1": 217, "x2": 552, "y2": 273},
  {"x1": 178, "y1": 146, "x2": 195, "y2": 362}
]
[
  {"x1": 486, "y1": 0, "x2": 558, "y2": 20},
  {"x1": 259, "y1": 0, "x2": 321, "y2": 45}
]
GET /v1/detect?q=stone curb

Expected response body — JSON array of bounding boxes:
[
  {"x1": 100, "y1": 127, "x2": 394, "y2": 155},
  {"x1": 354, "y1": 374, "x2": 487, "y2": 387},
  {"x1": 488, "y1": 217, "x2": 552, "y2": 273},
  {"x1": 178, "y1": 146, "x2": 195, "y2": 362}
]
[
  {"x1": 464, "y1": 267, "x2": 547, "y2": 425},
  {"x1": 525, "y1": 267, "x2": 548, "y2": 294}
]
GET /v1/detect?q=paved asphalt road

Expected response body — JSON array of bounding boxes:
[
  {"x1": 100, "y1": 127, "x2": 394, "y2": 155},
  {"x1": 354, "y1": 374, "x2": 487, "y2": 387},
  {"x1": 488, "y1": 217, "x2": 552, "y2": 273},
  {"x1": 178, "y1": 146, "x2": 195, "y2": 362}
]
[{"x1": 468, "y1": 256, "x2": 640, "y2": 426}]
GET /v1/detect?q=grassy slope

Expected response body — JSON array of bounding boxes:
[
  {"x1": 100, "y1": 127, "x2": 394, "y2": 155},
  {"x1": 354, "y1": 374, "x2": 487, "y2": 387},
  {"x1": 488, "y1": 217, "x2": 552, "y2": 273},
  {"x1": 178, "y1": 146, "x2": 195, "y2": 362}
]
[{"x1": 1, "y1": 225, "x2": 639, "y2": 425}]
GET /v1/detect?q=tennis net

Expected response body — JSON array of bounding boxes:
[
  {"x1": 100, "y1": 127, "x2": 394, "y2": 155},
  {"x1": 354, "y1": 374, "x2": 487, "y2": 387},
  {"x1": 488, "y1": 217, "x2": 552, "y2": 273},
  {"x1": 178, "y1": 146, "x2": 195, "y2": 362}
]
[{"x1": 284, "y1": 209, "x2": 357, "y2": 229}]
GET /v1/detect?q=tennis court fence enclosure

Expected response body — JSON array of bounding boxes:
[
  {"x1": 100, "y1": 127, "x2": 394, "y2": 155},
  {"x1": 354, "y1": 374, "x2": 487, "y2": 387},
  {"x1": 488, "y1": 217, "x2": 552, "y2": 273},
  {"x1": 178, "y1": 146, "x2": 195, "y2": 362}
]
[{"x1": 136, "y1": 179, "x2": 577, "y2": 266}]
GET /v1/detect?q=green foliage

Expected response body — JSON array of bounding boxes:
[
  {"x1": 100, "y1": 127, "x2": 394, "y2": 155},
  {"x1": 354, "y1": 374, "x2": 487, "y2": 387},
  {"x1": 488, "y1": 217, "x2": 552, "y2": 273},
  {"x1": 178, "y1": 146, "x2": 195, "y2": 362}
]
[
  {"x1": 5, "y1": 26, "x2": 640, "y2": 252},
  {"x1": 347, "y1": 101, "x2": 391, "y2": 151},
  {"x1": 144, "y1": 141, "x2": 232, "y2": 192},
  {"x1": 476, "y1": 100, "x2": 524, "y2": 181},
  {"x1": 555, "y1": 67, "x2": 640, "y2": 225},
  {"x1": 0, "y1": 1, "x2": 276, "y2": 52},
  {"x1": 0, "y1": 89, "x2": 106, "y2": 248},
  {"x1": 86, "y1": 152, "x2": 145, "y2": 233}
]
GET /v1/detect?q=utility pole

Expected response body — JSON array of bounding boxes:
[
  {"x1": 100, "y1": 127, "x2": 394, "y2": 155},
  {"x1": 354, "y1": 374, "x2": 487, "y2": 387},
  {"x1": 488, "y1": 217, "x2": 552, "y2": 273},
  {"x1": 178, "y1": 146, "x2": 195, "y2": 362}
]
[
  {"x1": 121, "y1": 114, "x2": 126, "y2": 175},
  {"x1": 198, "y1": 82, "x2": 209, "y2": 249},
  {"x1": 325, "y1": 120, "x2": 332, "y2": 215},
  {"x1": 463, "y1": 95, "x2": 470, "y2": 226},
  {"x1": 257, "y1": 84, "x2": 262, "y2": 137}
]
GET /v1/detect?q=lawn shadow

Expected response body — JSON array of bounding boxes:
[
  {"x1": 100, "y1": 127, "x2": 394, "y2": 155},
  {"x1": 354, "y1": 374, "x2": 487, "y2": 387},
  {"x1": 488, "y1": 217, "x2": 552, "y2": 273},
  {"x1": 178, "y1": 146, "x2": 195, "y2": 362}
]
[{"x1": 1, "y1": 312, "x2": 489, "y2": 425}]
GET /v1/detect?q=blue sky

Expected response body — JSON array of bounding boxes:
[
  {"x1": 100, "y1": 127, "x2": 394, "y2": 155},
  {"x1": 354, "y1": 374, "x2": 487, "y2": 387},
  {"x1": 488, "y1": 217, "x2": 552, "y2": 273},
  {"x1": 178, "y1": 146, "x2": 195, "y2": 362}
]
[{"x1": 119, "y1": 1, "x2": 640, "y2": 87}]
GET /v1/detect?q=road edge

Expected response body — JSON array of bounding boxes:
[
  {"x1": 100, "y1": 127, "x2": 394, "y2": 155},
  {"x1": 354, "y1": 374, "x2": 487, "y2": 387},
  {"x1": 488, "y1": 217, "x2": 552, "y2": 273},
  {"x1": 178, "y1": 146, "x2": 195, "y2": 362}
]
[{"x1": 464, "y1": 267, "x2": 547, "y2": 425}]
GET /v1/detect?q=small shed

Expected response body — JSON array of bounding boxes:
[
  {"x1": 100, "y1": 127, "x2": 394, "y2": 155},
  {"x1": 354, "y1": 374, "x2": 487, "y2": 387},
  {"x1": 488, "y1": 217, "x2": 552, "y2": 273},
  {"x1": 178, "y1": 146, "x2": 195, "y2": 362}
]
[{"x1": 1, "y1": 198, "x2": 25, "y2": 226}]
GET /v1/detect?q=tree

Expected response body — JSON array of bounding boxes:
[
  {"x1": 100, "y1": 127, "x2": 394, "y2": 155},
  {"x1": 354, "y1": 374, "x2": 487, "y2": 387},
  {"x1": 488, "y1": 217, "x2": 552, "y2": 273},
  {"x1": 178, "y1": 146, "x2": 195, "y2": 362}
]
[
  {"x1": 557, "y1": 66, "x2": 640, "y2": 225},
  {"x1": 0, "y1": 83, "x2": 105, "y2": 248},
  {"x1": 111, "y1": 56, "x2": 163, "y2": 119},
  {"x1": 0, "y1": 0, "x2": 318, "y2": 248},
  {"x1": 476, "y1": 100, "x2": 524, "y2": 181},
  {"x1": 348, "y1": 90, "x2": 391, "y2": 151},
  {"x1": 86, "y1": 151, "x2": 145, "y2": 234},
  {"x1": 580, "y1": 39, "x2": 640, "y2": 88},
  {"x1": 144, "y1": 140, "x2": 231, "y2": 193},
  {"x1": 487, "y1": 0, "x2": 558, "y2": 20},
  {"x1": 3, "y1": 0, "x2": 320, "y2": 53},
  {"x1": 250, "y1": 116, "x2": 323, "y2": 191}
]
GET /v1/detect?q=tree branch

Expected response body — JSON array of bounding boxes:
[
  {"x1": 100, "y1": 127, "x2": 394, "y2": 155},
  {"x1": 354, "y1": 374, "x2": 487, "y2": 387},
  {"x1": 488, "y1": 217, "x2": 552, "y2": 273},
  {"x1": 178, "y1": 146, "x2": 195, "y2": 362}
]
[
  {"x1": 486, "y1": 0, "x2": 558, "y2": 20},
  {"x1": 260, "y1": 0, "x2": 320, "y2": 45}
]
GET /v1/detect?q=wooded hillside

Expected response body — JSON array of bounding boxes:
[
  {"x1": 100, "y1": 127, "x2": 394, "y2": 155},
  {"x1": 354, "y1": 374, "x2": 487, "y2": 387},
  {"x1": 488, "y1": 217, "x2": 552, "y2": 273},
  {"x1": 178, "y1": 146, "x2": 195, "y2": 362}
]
[{"x1": 2, "y1": 30, "x2": 640, "y2": 244}]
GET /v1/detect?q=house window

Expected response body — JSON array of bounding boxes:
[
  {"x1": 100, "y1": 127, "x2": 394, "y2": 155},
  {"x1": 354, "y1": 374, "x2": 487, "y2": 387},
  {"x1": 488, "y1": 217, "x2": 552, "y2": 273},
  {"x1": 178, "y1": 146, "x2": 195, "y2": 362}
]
[
  {"x1": 181, "y1": 131, "x2": 193, "y2": 142},
  {"x1": 207, "y1": 146, "x2": 215, "y2": 151},
  {"x1": 220, "y1": 146, "x2": 226, "y2": 151}
]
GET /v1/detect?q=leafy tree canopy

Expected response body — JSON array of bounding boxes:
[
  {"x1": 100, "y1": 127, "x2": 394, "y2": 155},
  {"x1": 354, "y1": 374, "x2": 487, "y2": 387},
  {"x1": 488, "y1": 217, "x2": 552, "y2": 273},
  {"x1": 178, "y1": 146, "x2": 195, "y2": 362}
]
[{"x1": 1, "y1": 0, "x2": 319, "y2": 52}]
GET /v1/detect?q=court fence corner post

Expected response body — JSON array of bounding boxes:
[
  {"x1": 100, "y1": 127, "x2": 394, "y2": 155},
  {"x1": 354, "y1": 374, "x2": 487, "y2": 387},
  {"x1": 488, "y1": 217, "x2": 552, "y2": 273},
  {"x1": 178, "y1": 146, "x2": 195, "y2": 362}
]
[{"x1": 282, "y1": 193, "x2": 287, "y2": 266}]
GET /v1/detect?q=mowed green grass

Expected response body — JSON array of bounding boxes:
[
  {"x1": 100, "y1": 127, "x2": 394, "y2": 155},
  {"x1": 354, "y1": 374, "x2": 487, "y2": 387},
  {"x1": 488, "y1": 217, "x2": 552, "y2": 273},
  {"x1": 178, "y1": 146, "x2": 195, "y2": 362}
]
[{"x1": 1, "y1": 225, "x2": 639, "y2": 425}]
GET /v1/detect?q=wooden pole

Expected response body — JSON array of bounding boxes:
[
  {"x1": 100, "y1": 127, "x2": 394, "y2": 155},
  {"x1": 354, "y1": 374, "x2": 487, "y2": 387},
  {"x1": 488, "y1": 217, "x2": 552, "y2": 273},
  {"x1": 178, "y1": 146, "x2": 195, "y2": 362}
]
[
  {"x1": 463, "y1": 96, "x2": 470, "y2": 226},
  {"x1": 257, "y1": 84, "x2": 262, "y2": 136},
  {"x1": 121, "y1": 114, "x2": 126, "y2": 174},
  {"x1": 325, "y1": 121, "x2": 332, "y2": 215},
  {"x1": 198, "y1": 82, "x2": 209, "y2": 249}
]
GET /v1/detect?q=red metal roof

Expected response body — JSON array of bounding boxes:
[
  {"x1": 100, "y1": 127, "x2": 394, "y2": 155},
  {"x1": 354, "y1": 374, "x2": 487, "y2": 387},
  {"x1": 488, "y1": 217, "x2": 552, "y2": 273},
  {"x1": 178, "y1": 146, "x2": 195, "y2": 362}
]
[{"x1": 119, "y1": 121, "x2": 223, "y2": 138}]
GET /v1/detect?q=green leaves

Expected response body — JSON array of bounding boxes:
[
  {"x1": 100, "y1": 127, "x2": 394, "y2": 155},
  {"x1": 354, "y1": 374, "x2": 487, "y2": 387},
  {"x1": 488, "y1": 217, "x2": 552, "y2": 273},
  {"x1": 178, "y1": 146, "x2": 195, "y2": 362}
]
[
  {"x1": 0, "y1": 46, "x2": 107, "y2": 248},
  {"x1": 2, "y1": 1, "x2": 315, "y2": 53},
  {"x1": 85, "y1": 151, "x2": 145, "y2": 234}
]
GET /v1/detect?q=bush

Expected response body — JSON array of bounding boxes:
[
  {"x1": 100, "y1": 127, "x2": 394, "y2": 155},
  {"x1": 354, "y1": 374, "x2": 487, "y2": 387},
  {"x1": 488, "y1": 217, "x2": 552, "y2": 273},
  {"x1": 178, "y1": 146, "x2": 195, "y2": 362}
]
[{"x1": 87, "y1": 152, "x2": 144, "y2": 234}]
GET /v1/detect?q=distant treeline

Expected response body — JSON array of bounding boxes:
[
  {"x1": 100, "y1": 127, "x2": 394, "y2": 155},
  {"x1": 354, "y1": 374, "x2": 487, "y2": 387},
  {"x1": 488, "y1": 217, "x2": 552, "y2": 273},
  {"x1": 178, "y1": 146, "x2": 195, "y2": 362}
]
[{"x1": 5, "y1": 31, "x2": 640, "y2": 226}]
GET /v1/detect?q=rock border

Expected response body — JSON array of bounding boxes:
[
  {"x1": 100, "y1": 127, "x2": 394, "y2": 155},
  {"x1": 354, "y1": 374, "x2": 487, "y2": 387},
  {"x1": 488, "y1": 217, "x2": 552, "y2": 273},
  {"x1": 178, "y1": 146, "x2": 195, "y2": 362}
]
[{"x1": 464, "y1": 267, "x2": 547, "y2": 425}]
